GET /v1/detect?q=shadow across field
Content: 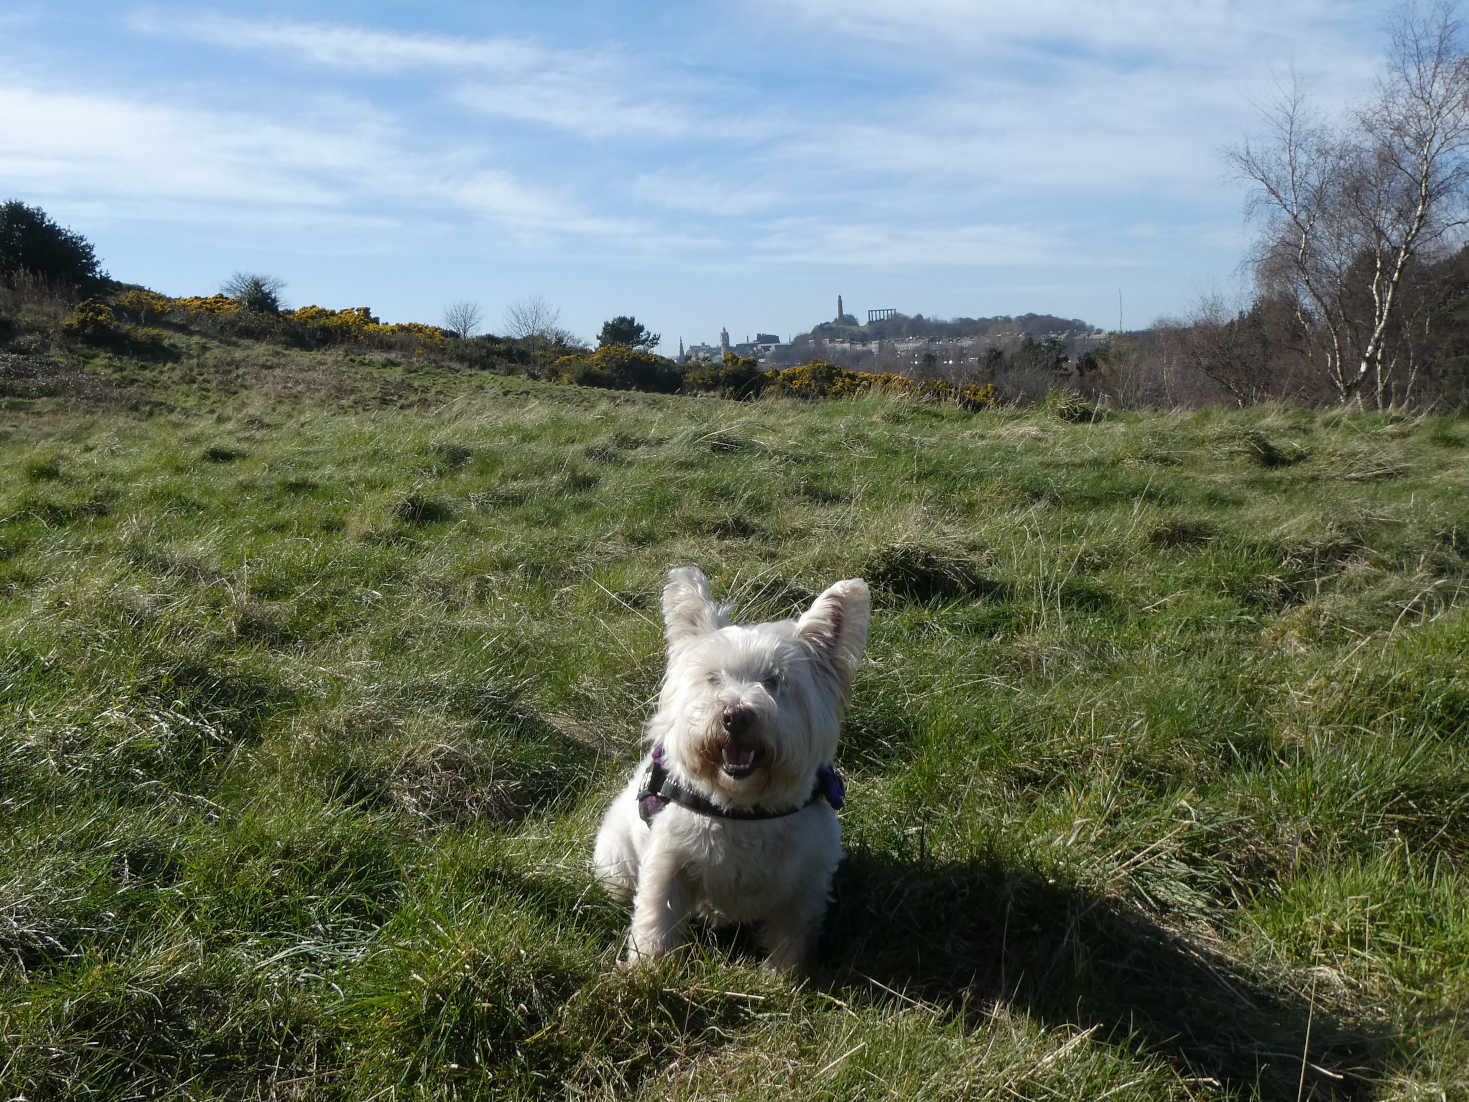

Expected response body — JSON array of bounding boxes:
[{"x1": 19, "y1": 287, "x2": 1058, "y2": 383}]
[{"x1": 820, "y1": 849, "x2": 1392, "y2": 1101}]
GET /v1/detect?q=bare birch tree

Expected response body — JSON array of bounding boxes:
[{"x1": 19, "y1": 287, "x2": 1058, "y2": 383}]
[
  {"x1": 503, "y1": 295, "x2": 582, "y2": 372},
  {"x1": 442, "y1": 300, "x2": 484, "y2": 339},
  {"x1": 1230, "y1": 1, "x2": 1469, "y2": 407},
  {"x1": 504, "y1": 295, "x2": 568, "y2": 343}
]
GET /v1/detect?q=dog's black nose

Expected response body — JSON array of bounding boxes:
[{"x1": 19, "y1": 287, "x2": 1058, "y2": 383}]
[{"x1": 722, "y1": 705, "x2": 754, "y2": 735}]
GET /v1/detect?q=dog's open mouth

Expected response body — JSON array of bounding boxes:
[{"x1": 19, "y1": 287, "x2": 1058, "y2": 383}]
[{"x1": 719, "y1": 743, "x2": 760, "y2": 780}]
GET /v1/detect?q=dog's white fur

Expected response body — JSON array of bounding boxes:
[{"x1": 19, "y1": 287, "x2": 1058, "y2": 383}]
[{"x1": 593, "y1": 566, "x2": 870, "y2": 970}]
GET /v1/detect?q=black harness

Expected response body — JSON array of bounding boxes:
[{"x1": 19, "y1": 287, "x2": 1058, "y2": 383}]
[{"x1": 637, "y1": 742, "x2": 845, "y2": 825}]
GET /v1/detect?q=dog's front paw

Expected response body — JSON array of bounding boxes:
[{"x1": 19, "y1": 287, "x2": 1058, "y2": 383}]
[
  {"x1": 621, "y1": 928, "x2": 668, "y2": 969},
  {"x1": 759, "y1": 937, "x2": 812, "y2": 975}
]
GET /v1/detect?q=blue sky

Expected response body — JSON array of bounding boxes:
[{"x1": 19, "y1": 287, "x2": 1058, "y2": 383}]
[{"x1": 3, "y1": 2, "x2": 1388, "y2": 349}]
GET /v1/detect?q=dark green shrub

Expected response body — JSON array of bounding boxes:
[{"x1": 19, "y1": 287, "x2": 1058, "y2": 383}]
[
  {"x1": 683, "y1": 353, "x2": 772, "y2": 398},
  {"x1": 556, "y1": 346, "x2": 683, "y2": 393},
  {"x1": 461, "y1": 334, "x2": 538, "y2": 375},
  {"x1": 0, "y1": 200, "x2": 104, "y2": 287},
  {"x1": 221, "y1": 272, "x2": 285, "y2": 315},
  {"x1": 597, "y1": 315, "x2": 660, "y2": 350}
]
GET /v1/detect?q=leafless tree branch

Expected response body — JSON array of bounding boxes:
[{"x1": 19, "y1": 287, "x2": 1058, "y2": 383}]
[{"x1": 1230, "y1": 1, "x2": 1469, "y2": 407}]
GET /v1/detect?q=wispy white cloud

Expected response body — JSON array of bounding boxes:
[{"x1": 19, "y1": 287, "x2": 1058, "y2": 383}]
[
  {"x1": 127, "y1": 4, "x2": 1288, "y2": 212},
  {"x1": 629, "y1": 173, "x2": 791, "y2": 217},
  {"x1": 451, "y1": 77, "x2": 710, "y2": 142},
  {"x1": 0, "y1": 81, "x2": 652, "y2": 245},
  {"x1": 735, "y1": 0, "x2": 1386, "y2": 218},
  {"x1": 748, "y1": 216, "x2": 1124, "y2": 270},
  {"x1": 127, "y1": 9, "x2": 769, "y2": 145},
  {"x1": 438, "y1": 169, "x2": 667, "y2": 243},
  {"x1": 759, "y1": 0, "x2": 1374, "y2": 65},
  {"x1": 0, "y1": 86, "x2": 345, "y2": 206},
  {"x1": 125, "y1": 9, "x2": 547, "y2": 72}
]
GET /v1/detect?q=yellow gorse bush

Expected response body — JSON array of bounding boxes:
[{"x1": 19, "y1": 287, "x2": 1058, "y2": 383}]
[
  {"x1": 172, "y1": 293, "x2": 244, "y2": 317},
  {"x1": 60, "y1": 297, "x2": 168, "y2": 352},
  {"x1": 771, "y1": 362, "x2": 997, "y2": 409},
  {"x1": 60, "y1": 298, "x2": 118, "y2": 341},
  {"x1": 114, "y1": 289, "x2": 171, "y2": 324},
  {"x1": 285, "y1": 305, "x2": 448, "y2": 349},
  {"x1": 92, "y1": 291, "x2": 450, "y2": 354},
  {"x1": 685, "y1": 356, "x2": 996, "y2": 410}
]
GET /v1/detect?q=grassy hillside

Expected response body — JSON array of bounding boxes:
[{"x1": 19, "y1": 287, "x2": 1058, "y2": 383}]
[{"x1": 2, "y1": 341, "x2": 1467, "y2": 1099}]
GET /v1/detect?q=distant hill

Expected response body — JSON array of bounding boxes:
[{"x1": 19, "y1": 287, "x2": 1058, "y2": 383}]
[{"x1": 792, "y1": 311, "x2": 1098, "y2": 347}]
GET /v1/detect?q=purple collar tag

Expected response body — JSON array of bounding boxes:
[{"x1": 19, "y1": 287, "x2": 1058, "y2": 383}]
[{"x1": 816, "y1": 763, "x2": 845, "y2": 810}]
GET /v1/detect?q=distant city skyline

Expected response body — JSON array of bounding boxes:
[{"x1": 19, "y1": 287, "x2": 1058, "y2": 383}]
[{"x1": 3, "y1": 3, "x2": 1392, "y2": 349}]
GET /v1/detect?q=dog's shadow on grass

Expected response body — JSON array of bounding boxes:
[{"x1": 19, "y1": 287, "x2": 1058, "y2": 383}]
[{"x1": 818, "y1": 847, "x2": 1393, "y2": 1101}]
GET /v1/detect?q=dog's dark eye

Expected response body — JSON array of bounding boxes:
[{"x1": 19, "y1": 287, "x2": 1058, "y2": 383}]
[
  {"x1": 706, "y1": 672, "x2": 722, "y2": 687},
  {"x1": 762, "y1": 673, "x2": 783, "y2": 693}
]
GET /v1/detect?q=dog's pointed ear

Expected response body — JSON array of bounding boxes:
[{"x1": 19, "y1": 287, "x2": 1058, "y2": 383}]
[
  {"x1": 663, "y1": 566, "x2": 724, "y2": 649},
  {"x1": 796, "y1": 578, "x2": 871, "y2": 692}
]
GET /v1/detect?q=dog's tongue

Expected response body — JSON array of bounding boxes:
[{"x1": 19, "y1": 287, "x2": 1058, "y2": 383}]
[{"x1": 723, "y1": 745, "x2": 756, "y2": 768}]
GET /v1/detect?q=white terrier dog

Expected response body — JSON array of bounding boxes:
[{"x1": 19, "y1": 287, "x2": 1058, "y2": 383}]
[{"x1": 594, "y1": 566, "x2": 870, "y2": 971}]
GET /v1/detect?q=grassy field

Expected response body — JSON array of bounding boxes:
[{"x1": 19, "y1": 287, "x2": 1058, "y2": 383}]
[{"x1": 2, "y1": 342, "x2": 1467, "y2": 1099}]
